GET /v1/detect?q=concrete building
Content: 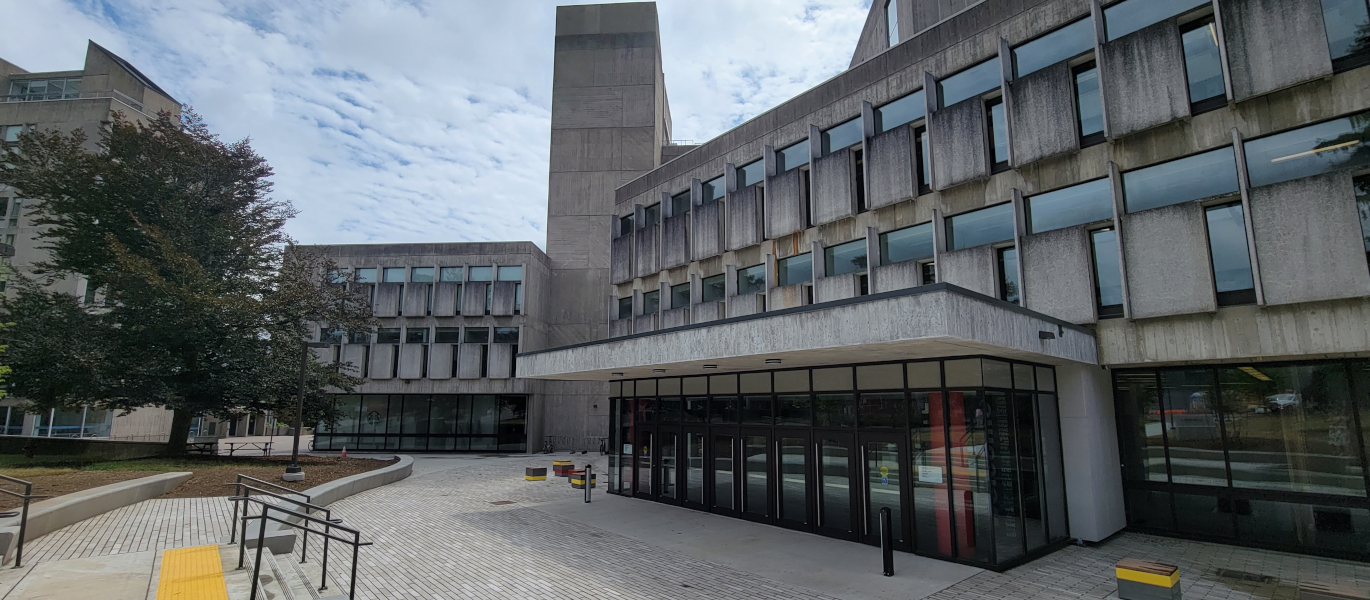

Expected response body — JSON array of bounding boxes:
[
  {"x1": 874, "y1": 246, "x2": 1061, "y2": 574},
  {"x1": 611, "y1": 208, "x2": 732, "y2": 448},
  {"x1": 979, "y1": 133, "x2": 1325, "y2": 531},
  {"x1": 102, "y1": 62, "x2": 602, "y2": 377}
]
[{"x1": 499, "y1": 0, "x2": 1370, "y2": 569}]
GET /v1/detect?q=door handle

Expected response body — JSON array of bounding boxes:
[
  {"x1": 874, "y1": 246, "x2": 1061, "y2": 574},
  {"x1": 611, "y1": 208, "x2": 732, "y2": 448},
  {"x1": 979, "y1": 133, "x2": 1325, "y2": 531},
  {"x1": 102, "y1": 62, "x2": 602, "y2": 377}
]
[{"x1": 860, "y1": 445, "x2": 869, "y2": 535}]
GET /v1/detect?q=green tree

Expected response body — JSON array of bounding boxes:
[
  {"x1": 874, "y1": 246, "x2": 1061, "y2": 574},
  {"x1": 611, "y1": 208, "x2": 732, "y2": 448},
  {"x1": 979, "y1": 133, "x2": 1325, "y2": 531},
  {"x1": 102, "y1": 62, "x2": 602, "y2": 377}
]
[{"x1": 0, "y1": 110, "x2": 373, "y2": 453}]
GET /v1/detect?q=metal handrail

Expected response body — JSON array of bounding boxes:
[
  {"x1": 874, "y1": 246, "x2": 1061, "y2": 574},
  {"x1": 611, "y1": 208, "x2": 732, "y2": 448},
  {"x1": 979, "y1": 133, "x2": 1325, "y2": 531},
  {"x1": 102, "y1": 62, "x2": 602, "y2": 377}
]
[
  {"x1": 0, "y1": 474, "x2": 49, "y2": 568},
  {"x1": 233, "y1": 474, "x2": 309, "y2": 501},
  {"x1": 224, "y1": 483, "x2": 340, "y2": 567},
  {"x1": 229, "y1": 495, "x2": 370, "y2": 600}
]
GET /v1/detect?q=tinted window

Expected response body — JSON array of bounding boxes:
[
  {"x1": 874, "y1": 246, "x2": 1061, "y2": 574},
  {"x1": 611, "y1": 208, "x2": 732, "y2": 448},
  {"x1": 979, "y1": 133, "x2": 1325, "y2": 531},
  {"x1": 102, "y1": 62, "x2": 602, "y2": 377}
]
[
  {"x1": 1322, "y1": 0, "x2": 1370, "y2": 61},
  {"x1": 737, "y1": 160, "x2": 765, "y2": 188},
  {"x1": 642, "y1": 290, "x2": 660, "y2": 315},
  {"x1": 702, "y1": 175, "x2": 726, "y2": 203},
  {"x1": 875, "y1": 90, "x2": 926, "y2": 134},
  {"x1": 497, "y1": 266, "x2": 522, "y2": 281},
  {"x1": 1358, "y1": 177, "x2": 1370, "y2": 263},
  {"x1": 1181, "y1": 18, "x2": 1225, "y2": 106},
  {"x1": 939, "y1": 58, "x2": 1001, "y2": 107},
  {"x1": 434, "y1": 327, "x2": 461, "y2": 343},
  {"x1": 1074, "y1": 64, "x2": 1105, "y2": 141},
  {"x1": 376, "y1": 328, "x2": 401, "y2": 343},
  {"x1": 617, "y1": 297, "x2": 633, "y2": 320},
  {"x1": 998, "y1": 247, "x2": 1020, "y2": 305},
  {"x1": 1104, "y1": 0, "x2": 1208, "y2": 40},
  {"x1": 669, "y1": 190, "x2": 691, "y2": 217},
  {"x1": 383, "y1": 267, "x2": 406, "y2": 283},
  {"x1": 644, "y1": 203, "x2": 661, "y2": 226},
  {"x1": 1012, "y1": 18, "x2": 1094, "y2": 77},
  {"x1": 438, "y1": 267, "x2": 461, "y2": 282},
  {"x1": 947, "y1": 203, "x2": 1015, "y2": 251},
  {"x1": 886, "y1": 0, "x2": 899, "y2": 47},
  {"x1": 1026, "y1": 179, "x2": 1113, "y2": 233},
  {"x1": 821, "y1": 118, "x2": 863, "y2": 155},
  {"x1": 701, "y1": 274, "x2": 726, "y2": 302},
  {"x1": 776, "y1": 140, "x2": 810, "y2": 173},
  {"x1": 354, "y1": 268, "x2": 377, "y2": 283},
  {"x1": 880, "y1": 223, "x2": 934, "y2": 265},
  {"x1": 824, "y1": 239, "x2": 868, "y2": 276},
  {"x1": 1123, "y1": 147, "x2": 1239, "y2": 213},
  {"x1": 409, "y1": 267, "x2": 434, "y2": 283},
  {"x1": 737, "y1": 264, "x2": 766, "y2": 295},
  {"x1": 1091, "y1": 228, "x2": 1124, "y2": 317},
  {"x1": 494, "y1": 327, "x2": 519, "y2": 344},
  {"x1": 670, "y1": 282, "x2": 690, "y2": 309},
  {"x1": 406, "y1": 327, "x2": 429, "y2": 344},
  {"x1": 988, "y1": 98, "x2": 1009, "y2": 167},
  {"x1": 777, "y1": 254, "x2": 813, "y2": 286},
  {"x1": 467, "y1": 266, "x2": 494, "y2": 282},
  {"x1": 1206, "y1": 203, "x2": 1255, "y2": 303},
  {"x1": 464, "y1": 327, "x2": 490, "y2": 344},
  {"x1": 915, "y1": 127, "x2": 932, "y2": 192},
  {"x1": 1243, "y1": 112, "x2": 1370, "y2": 188}
]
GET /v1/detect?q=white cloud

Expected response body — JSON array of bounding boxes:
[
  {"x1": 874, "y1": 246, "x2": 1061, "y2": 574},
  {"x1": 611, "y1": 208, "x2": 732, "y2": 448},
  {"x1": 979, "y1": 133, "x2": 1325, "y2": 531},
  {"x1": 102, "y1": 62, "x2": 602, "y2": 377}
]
[{"x1": 1, "y1": 0, "x2": 870, "y2": 247}]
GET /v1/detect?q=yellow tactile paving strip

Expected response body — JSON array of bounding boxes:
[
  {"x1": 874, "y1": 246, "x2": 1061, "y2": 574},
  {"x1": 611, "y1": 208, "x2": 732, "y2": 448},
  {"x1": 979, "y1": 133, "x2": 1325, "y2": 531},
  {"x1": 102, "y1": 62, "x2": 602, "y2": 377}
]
[{"x1": 155, "y1": 544, "x2": 230, "y2": 600}]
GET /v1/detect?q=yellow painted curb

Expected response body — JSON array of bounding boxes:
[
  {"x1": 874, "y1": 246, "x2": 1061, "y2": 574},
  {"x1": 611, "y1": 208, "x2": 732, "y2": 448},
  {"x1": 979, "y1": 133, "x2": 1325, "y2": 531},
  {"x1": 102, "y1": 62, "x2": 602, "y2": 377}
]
[{"x1": 1116, "y1": 566, "x2": 1180, "y2": 588}]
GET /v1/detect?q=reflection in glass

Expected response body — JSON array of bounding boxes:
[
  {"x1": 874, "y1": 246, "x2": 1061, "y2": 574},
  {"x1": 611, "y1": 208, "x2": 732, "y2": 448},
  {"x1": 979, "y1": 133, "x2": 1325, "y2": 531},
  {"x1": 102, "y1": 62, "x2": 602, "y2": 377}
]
[
  {"x1": 1026, "y1": 179, "x2": 1113, "y2": 234},
  {"x1": 825, "y1": 240, "x2": 868, "y2": 276},
  {"x1": 819, "y1": 439, "x2": 853, "y2": 532},
  {"x1": 910, "y1": 392, "x2": 949, "y2": 555},
  {"x1": 643, "y1": 290, "x2": 660, "y2": 315},
  {"x1": 710, "y1": 397, "x2": 739, "y2": 424},
  {"x1": 939, "y1": 58, "x2": 1002, "y2": 107},
  {"x1": 742, "y1": 396, "x2": 773, "y2": 424},
  {"x1": 660, "y1": 431, "x2": 678, "y2": 499},
  {"x1": 638, "y1": 431, "x2": 653, "y2": 495},
  {"x1": 1321, "y1": 0, "x2": 1370, "y2": 60},
  {"x1": 1181, "y1": 19, "x2": 1225, "y2": 106},
  {"x1": 737, "y1": 159, "x2": 765, "y2": 188},
  {"x1": 1074, "y1": 65, "x2": 1104, "y2": 141},
  {"x1": 780, "y1": 436, "x2": 809, "y2": 524},
  {"x1": 880, "y1": 223, "x2": 934, "y2": 265},
  {"x1": 987, "y1": 391, "x2": 1024, "y2": 563},
  {"x1": 1123, "y1": 147, "x2": 1239, "y2": 213},
  {"x1": 701, "y1": 274, "x2": 726, "y2": 302},
  {"x1": 1013, "y1": 18, "x2": 1094, "y2": 77},
  {"x1": 1205, "y1": 203, "x2": 1255, "y2": 302},
  {"x1": 1015, "y1": 392, "x2": 1047, "y2": 552},
  {"x1": 822, "y1": 118, "x2": 863, "y2": 155},
  {"x1": 859, "y1": 393, "x2": 907, "y2": 427},
  {"x1": 744, "y1": 436, "x2": 769, "y2": 516},
  {"x1": 737, "y1": 264, "x2": 766, "y2": 295},
  {"x1": 669, "y1": 190, "x2": 690, "y2": 217},
  {"x1": 998, "y1": 247, "x2": 1020, "y2": 305},
  {"x1": 714, "y1": 435, "x2": 735, "y2": 509},
  {"x1": 1237, "y1": 500, "x2": 1370, "y2": 554},
  {"x1": 1159, "y1": 370, "x2": 1226, "y2": 486},
  {"x1": 948, "y1": 390, "x2": 993, "y2": 562},
  {"x1": 777, "y1": 140, "x2": 810, "y2": 173},
  {"x1": 777, "y1": 395, "x2": 813, "y2": 426},
  {"x1": 1104, "y1": 0, "x2": 1208, "y2": 40},
  {"x1": 988, "y1": 99, "x2": 1009, "y2": 167},
  {"x1": 658, "y1": 397, "x2": 682, "y2": 422},
  {"x1": 875, "y1": 91, "x2": 926, "y2": 134},
  {"x1": 947, "y1": 203, "x2": 1015, "y2": 251},
  {"x1": 687, "y1": 432, "x2": 705, "y2": 504},
  {"x1": 671, "y1": 283, "x2": 690, "y2": 309},
  {"x1": 1091, "y1": 229, "x2": 1124, "y2": 317},
  {"x1": 816, "y1": 394, "x2": 856, "y2": 427},
  {"x1": 917, "y1": 127, "x2": 932, "y2": 192},
  {"x1": 684, "y1": 397, "x2": 708, "y2": 422},
  {"x1": 777, "y1": 253, "x2": 813, "y2": 287},
  {"x1": 1243, "y1": 111, "x2": 1370, "y2": 188},
  {"x1": 866, "y1": 441, "x2": 904, "y2": 541}
]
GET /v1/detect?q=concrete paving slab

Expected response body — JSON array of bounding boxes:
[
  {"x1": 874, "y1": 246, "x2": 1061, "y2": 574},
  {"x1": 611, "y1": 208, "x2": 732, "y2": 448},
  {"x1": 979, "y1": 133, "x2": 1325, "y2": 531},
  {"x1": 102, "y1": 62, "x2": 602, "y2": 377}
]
[
  {"x1": 4, "y1": 550, "x2": 154, "y2": 600},
  {"x1": 530, "y1": 493, "x2": 982, "y2": 600}
]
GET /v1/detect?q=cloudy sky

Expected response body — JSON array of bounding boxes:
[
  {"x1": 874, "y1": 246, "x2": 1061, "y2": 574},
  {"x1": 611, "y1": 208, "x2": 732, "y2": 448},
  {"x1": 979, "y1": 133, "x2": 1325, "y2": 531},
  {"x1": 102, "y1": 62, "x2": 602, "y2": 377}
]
[{"x1": 2, "y1": 0, "x2": 872, "y2": 247}]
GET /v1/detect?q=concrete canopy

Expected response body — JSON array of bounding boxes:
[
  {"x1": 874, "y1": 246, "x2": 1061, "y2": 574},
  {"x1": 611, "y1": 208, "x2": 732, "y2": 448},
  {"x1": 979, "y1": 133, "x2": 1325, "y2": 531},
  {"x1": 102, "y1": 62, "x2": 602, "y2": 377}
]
[{"x1": 518, "y1": 283, "x2": 1097, "y2": 381}]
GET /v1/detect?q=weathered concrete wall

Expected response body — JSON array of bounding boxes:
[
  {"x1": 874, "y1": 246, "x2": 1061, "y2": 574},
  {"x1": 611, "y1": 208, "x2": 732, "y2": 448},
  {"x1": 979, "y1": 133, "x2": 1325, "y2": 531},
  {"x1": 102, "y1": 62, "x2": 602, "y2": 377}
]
[
  {"x1": 488, "y1": 344, "x2": 513, "y2": 379},
  {"x1": 939, "y1": 245, "x2": 997, "y2": 297},
  {"x1": 428, "y1": 344, "x2": 454, "y2": 379},
  {"x1": 768, "y1": 283, "x2": 808, "y2": 310},
  {"x1": 872, "y1": 259, "x2": 924, "y2": 293},
  {"x1": 457, "y1": 344, "x2": 483, "y2": 379},
  {"x1": 661, "y1": 306, "x2": 689, "y2": 328},
  {"x1": 930, "y1": 96, "x2": 988, "y2": 190},
  {"x1": 692, "y1": 200, "x2": 724, "y2": 260},
  {"x1": 765, "y1": 169, "x2": 806, "y2": 239},
  {"x1": 726, "y1": 293, "x2": 765, "y2": 318},
  {"x1": 491, "y1": 281, "x2": 518, "y2": 316},
  {"x1": 340, "y1": 345, "x2": 367, "y2": 376},
  {"x1": 610, "y1": 234, "x2": 634, "y2": 284},
  {"x1": 1022, "y1": 225, "x2": 1096, "y2": 324},
  {"x1": 634, "y1": 223, "x2": 659, "y2": 278},
  {"x1": 1009, "y1": 61, "x2": 1078, "y2": 166},
  {"x1": 727, "y1": 185, "x2": 764, "y2": 250},
  {"x1": 398, "y1": 344, "x2": 425, "y2": 379},
  {"x1": 634, "y1": 314, "x2": 658, "y2": 333},
  {"x1": 1121, "y1": 202, "x2": 1216, "y2": 319},
  {"x1": 1250, "y1": 172, "x2": 1370, "y2": 306},
  {"x1": 814, "y1": 272, "x2": 861, "y2": 303},
  {"x1": 1101, "y1": 20, "x2": 1189, "y2": 137},
  {"x1": 866, "y1": 126, "x2": 915, "y2": 210},
  {"x1": 432, "y1": 282, "x2": 459, "y2": 317},
  {"x1": 369, "y1": 344, "x2": 396, "y2": 380},
  {"x1": 693, "y1": 300, "x2": 724, "y2": 324},
  {"x1": 402, "y1": 283, "x2": 428, "y2": 316},
  {"x1": 374, "y1": 283, "x2": 400, "y2": 317},
  {"x1": 812, "y1": 148, "x2": 856, "y2": 225},
  {"x1": 609, "y1": 318, "x2": 632, "y2": 338},
  {"x1": 461, "y1": 282, "x2": 488, "y2": 316},
  {"x1": 661, "y1": 213, "x2": 690, "y2": 269},
  {"x1": 1220, "y1": 0, "x2": 1332, "y2": 101}
]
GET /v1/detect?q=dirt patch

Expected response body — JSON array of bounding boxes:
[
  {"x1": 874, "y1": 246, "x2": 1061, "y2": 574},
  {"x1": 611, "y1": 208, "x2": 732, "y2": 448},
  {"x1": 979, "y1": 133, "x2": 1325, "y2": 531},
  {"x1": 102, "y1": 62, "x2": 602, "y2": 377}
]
[{"x1": 0, "y1": 455, "x2": 397, "y2": 510}]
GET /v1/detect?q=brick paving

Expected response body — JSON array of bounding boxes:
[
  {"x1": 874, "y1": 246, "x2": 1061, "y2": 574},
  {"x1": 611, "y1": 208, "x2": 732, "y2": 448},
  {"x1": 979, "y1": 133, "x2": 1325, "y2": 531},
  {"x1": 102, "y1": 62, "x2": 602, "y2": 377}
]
[{"x1": 23, "y1": 496, "x2": 233, "y2": 563}]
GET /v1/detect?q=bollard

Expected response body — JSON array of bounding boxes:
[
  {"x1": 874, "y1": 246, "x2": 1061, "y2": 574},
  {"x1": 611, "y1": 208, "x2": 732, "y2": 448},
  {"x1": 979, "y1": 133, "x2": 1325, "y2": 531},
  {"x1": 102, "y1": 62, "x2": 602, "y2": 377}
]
[
  {"x1": 584, "y1": 464, "x2": 593, "y2": 503},
  {"x1": 879, "y1": 507, "x2": 894, "y2": 577}
]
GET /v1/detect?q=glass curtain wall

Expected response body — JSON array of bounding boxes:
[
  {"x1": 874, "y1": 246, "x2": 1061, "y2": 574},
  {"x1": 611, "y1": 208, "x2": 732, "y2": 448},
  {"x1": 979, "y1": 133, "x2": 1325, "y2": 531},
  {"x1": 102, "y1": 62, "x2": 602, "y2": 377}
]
[
  {"x1": 1115, "y1": 359, "x2": 1370, "y2": 561},
  {"x1": 609, "y1": 357, "x2": 1066, "y2": 570},
  {"x1": 316, "y1": 394, "x2": 528, "y2": 452}
]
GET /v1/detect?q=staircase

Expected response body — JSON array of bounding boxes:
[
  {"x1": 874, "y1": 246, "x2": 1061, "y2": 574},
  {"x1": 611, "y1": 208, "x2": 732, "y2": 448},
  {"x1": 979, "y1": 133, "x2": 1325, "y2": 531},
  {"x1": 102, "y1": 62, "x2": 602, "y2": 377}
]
[{"x1": 155, "y1": 543, "x2": 349, "y2": 600}]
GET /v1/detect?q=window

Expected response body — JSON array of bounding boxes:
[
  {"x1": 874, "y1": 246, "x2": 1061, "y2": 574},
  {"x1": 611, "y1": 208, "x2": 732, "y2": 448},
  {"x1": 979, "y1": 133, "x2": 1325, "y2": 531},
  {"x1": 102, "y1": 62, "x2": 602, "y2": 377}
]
[
  {"x1": 1205, "y1": 203, "x2": 1256, "y2": 306},
  {"x1": 349, "y1": 331, "x2": 370, "y2": 344},
  {"x1": 6, "y1": 199, "x2": 20, "y2": 228},
  {"x1": 701, "y1": 274, "x2": 726, "y2": 302},
  {"x1": 319, "y1": 327, "x2": 344, "y2": 344},
  {"x1": 1358, "y1": 176, "x2": 1370, "y2": 272},
  {"x1": 886, "y1": 0, "x2": 899, "y2": 48},
  {"x1": 1012, "y1": 18, "x2": 1094, "y2": 78},
  {"x1": 776, "y1": 140, "x2": 809, "y2": 173},
  {"x1": 1090, "y1": 228, "x2": 1125, "y2": 318},
  {"x1": 824, "y1": 239, "x2": 868, "y2": 277},
  {"x1": 497, "y1": 266, "x2": 522, "y2": 281},
  {"x1": 986, "y1": 97, "x2": 1009, "y2": 171},
  {"x1": 946, "y1": 203, "x2": 1015, "y2": 251},
  {"x1": 464, "y1": 327, "x2": 490, "y2": 344},
  {"x1": 737, "y1": 264, "x2": 766, "y2": 295},
  {"x1": 376, "y1": 328, "x2": 401, "y2": 344},
  {"x1": 644, "y1": 203, "x2": 661, "y2": 226},
  {"x1": 777, "y1": 253, "x2": 813, "y2": 286},
  {"x1": 670, "y1": 282, "x2": 690, "y2": 309},
  {"x1": 1073, "y1": 62, "x2": 1105, "y2": 145},
  {"x1": 6, "y1": 78, "x2": 82, "y2": 101},
  {"x1": 1104, "y1": 0, "x2": 1208, "y2": 40},
  {"x1": 1123, "y1": 147, "x2": 1240, "y2": 213},
  {"x1": 618, "y1": 214, "x2": 634, "y2": 236},
  {"x1": 1320, "y1": 0, "x2": 1370, "y2": 69},
  {"x1": 1, "y1": 125, "x2": 23, "y2": 147},
  {"x1": 382, "y1": 268, "x2": 406, "y2": 283},
  {"x1": 353, "y1": 268, "x2": 377, "y2": 284},
  {"x1": 411, "y1": 267, "x2": 434, "y2": 283},
  {"x1": 1026, "y1": 179, "x2": 1113, "y2": 234},
  {"x1": 493, "y1": 327, "x2": 520, "y2": 344},
  {"x1": 914, "y1": 126, "x2": 932, "y2": 194},
  {"x1": 938, "y1": 58, "x2": 1001, "y2": 108},
  {"x1": 702, "y1": 175, "x2": 726, "y2": 204},
  {"x1": 875, "y1": 91, "x2": 926, "y2": 134},
  {"x1": 617, "y1": 297, "x2": 633, "y2": 320},
  {"x1": 643, "y1": 290, "x2": 660, "y2": 315},
  {"x1": 821, "y1": 118, "x2": 862, "y2": 155},
  {"x1": 920, "y1": 261, "x2": 937, "y2": 284},
  {"x1": 467, "y1": 266, "x2": 493, "y2": 282},
  {"x1": 880, "y1": 223, "x2": 934, "y2": 265},
  {"x1": 1180, "y1": 17, "x2": 1226, "y2": 113},
  {"x1": 1242, "y1": 111, "x2": 1370, "y2": 188},
  {"x1": 439, "y1": 267, "x2": 462, "y2": 282},
  {"x1": 406, "y1": 327, "x2": 429, "y2": 344},
  {"x1": 737, "y1": 159, "x2": 765, "y2": 188},
  {"x1": 998, "y1": 247, "x2": 1020, "y2": 305},
  {"x1": 435, "y1": 327, "x2": 461, "y2": 343},
  {"x1": 669, "y1": 190, "x2": 691, "y2": 217}
]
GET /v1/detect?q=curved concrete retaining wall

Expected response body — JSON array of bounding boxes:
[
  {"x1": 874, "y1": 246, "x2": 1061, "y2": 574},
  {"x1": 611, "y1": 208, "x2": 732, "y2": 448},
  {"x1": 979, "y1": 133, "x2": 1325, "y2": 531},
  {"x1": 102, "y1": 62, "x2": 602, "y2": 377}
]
[
  {"x1": 251, "y1": 455, "x2": 413, "y2": 554},
  {"x1": 0, "y1": 471, "x2": 191, "y2": 563}
]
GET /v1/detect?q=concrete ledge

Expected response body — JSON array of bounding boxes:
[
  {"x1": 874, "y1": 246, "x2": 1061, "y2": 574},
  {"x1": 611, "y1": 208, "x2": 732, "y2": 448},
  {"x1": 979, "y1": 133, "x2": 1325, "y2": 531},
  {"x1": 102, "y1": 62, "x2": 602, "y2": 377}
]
[
  {"x1": 0, "y1": 471, "x2": 191, "y2": 564},
  {"x1": 252, "y1": 455, "x2": 413, "y2": 554}
]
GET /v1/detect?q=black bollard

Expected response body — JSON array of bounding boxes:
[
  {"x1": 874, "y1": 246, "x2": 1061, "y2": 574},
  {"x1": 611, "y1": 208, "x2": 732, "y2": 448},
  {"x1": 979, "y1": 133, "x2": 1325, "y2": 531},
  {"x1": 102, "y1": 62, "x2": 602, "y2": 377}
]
[
  {"x1": 880, "y1": 507, "x2": 894, "y2": 577},
  {"x1": 584, "y1": 464, "x2": 593, "y2": 503}
]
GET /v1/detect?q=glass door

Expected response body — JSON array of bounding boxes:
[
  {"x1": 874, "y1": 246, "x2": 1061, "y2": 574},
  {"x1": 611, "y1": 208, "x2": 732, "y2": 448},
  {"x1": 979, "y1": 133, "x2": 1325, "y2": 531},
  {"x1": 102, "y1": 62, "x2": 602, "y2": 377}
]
[
  {"x1": 861, "y1": 432, "x2": 910, "y2": 550},
  {"x1": 815, "y1": 432, "x2": 858, "y2": 540},
  {"x1": 776, "y1": 431, "x2": 812, "y2": 530},
  {"x1": 682, "y1": 428, "x2": 707, "y2": 510},
  {"x1": 658, "y1": 429, "x2": 679, "y2": 503},
  {"x1": 739, "y1": 428, "x2": 772, "y2": 523},
  {"x1": 711, "y1": 431, "x2": 738, "y2": 516},
  {"x1": 635, "y1": 428, "x2": 654, "y2": 499}
]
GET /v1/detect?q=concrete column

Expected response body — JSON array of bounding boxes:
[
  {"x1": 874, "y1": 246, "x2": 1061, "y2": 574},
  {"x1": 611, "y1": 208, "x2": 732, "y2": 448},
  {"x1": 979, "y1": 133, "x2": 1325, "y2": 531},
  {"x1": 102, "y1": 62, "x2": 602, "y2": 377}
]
[
  {"x1": 764, "y1": 253, "x2": 777, "y2": 290},
  {"x1": 1011, "y1": 189, "x2": 1027, "y2": 306},
  {"x1": 725, "y1": 264, "x2": 738, "y2": 297},
  {"x1": 1055, "y1": 362, "x2": 1126, "y2": 543},
  {"x1": 931, "y1": 208, "x2": 946, "y2": 282},
  {"x1": 1107, "y1": 162, "x2": 1133, "y2": 319},
  {"x1": 689, "y1": 273, "x2": 702, "y2": 304},
  {"x1": 998, "y1": 37, "x2": 1016, "y2": 168},
  {"x1": 1089, "y1": 0, "x2": 1112, "y2": 139},
  {"x1": 811, "y1": 241, "x2": 826, "y2": 279}
]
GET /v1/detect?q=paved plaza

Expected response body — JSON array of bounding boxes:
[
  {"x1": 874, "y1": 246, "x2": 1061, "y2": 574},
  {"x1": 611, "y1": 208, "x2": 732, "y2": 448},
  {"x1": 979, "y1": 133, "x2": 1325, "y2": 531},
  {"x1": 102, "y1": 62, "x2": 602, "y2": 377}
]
[{"x1": 4, "y1": 454, "x2": 1369, "y2": 600}]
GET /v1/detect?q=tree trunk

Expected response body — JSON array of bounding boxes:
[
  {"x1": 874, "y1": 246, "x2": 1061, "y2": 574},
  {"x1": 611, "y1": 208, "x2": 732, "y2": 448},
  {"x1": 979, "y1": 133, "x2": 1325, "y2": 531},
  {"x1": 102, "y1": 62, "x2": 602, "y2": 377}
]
[{"x1": 165, "y1": 408, "x2": 194, "y2": 456}]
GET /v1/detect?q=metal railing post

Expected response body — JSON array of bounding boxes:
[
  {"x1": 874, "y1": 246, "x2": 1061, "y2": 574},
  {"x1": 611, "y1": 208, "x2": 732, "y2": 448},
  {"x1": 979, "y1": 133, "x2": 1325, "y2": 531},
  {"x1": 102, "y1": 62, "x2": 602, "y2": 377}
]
[
  {"x1": 250, "y1": 508, "x2": 267, "y2": 600},
  {"x1": 237, "y1": 507, "x2": 249, "y2": 570},
  {"x1": 880, "y1": 507, "x2": 894, "y2": 577},
  {"x1": 584, "y1": 464, "x2": 592, "y2": 503},
  {"x1": 14, "y1": 482, "x2": 31, "y2": 568},
  {"x1": 228, "y1": 485, "x2": 241, "y2": 543},
  {"x1": 319, "y1": 521, "x2": 330, "y2": 591},
  {"x1": 350, "y1": 531, "x2": 360, "y2": 600}
]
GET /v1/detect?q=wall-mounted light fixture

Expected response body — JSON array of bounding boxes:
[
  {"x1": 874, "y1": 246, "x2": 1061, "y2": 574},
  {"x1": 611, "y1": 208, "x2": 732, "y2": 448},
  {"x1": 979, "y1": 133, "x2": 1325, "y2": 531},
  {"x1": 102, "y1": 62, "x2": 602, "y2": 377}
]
[
  {"x1": 1038, "y1": 331, "x2": 1056, "y2": 340},
  {"x1": 702, "y1": 364, "x2": 718, "y2": 369},
  {"x1": 652, "y1": 369, "x2": 666, "y2": 373},
  {"x1": 765, "y1": 359, "x2": 782, "y2": 365},
  {"x1": 611, "y1": 372, "x2": 624, "y2": 377}
]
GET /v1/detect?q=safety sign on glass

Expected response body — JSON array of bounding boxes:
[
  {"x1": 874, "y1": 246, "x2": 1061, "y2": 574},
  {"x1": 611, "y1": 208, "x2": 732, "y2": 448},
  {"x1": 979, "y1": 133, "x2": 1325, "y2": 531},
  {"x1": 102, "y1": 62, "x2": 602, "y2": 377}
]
[
  {"x1": 880, "y1": 466, "x2": 890, "y2": 485},
  {"x1": 623, "y1": 444, "x2": 632, "y2": 454},
  {"x1": 918, "y1": 465, "x2": 943, "y2": 484}
]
